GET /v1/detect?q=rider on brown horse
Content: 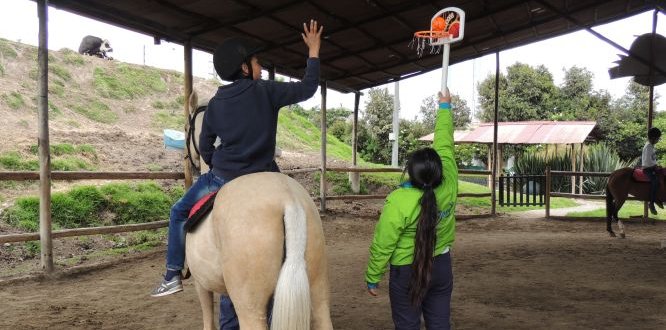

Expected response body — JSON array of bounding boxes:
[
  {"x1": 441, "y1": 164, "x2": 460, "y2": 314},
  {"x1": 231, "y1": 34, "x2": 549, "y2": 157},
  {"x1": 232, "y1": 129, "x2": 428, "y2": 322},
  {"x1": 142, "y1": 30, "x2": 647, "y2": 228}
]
[{"x1": 642, "y1": 127, "x2": 662, "y2": 214}]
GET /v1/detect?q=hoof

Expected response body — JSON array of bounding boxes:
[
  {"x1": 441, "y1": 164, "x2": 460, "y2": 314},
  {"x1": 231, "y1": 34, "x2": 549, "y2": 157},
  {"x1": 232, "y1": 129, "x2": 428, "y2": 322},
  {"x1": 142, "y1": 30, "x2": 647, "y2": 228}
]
[
  {"x1": 609, "y1": 232, "x2": 616, "y2": 238},
  {"x1": 620, "y1": 233, "x2": 626, "y2": 239}
]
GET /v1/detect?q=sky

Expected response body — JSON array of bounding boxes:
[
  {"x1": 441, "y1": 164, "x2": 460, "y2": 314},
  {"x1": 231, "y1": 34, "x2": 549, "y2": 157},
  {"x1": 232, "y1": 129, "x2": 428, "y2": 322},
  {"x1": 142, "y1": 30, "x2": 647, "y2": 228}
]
[{"x1": 1, "y1": 1, "x2": 665, "y2": 122}]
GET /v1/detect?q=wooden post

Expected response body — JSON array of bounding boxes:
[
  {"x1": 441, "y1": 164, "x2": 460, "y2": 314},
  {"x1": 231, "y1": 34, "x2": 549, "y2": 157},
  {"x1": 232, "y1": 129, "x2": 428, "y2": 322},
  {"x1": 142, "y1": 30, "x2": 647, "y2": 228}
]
[
  {"x1": 545, "y1": 166, "x2": 551, "y2": 218},
  {"x1": 37, "y1": 0, "x2": 53, "y2": 273},
  {"x1": 648, "y1": 9, "x2": 657, "y2": 130},
  {"x1": 491, "y1": 51, "x2": 500, "y2": 216},
  {"x1": 320, "y1": 81, "x2": 327, "y2": 212},
  {"x1": 183, "y1": 40, "x2": 193, "y2": 188},
  {"x1": 349, "y1": 92, "x2": 360, "y2": 193},
  {"x1": 571, "y1": 144, "x2": 576, "y2": 194},
  {"x1": 579, "y1": 143, "x2": 584, "y2": 195}
]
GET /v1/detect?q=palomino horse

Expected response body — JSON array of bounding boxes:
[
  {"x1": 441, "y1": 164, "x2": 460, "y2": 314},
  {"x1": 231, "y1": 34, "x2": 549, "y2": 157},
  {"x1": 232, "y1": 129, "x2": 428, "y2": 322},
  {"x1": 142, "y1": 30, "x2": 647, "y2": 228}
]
[
  {"x1": 606, "y1": 167, "x2": 662, "y2": 238},
  {"x1": 183, "y1": 92, "x2": 333, "y2": 329}
]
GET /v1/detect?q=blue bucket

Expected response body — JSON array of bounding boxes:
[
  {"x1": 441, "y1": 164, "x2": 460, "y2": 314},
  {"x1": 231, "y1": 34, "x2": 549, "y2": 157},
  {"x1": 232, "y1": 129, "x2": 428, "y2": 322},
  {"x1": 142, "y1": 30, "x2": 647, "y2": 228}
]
[{"x1": 163, "y1": 129, "x2": 185, "y2": 150}]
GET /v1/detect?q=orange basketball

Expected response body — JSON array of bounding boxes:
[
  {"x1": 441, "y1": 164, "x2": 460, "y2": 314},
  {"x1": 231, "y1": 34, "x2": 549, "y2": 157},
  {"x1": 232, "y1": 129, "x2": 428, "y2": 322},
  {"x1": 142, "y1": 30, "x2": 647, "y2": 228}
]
[{"x1": 432, "y1": 16, "x2": 446, "y2": 31}]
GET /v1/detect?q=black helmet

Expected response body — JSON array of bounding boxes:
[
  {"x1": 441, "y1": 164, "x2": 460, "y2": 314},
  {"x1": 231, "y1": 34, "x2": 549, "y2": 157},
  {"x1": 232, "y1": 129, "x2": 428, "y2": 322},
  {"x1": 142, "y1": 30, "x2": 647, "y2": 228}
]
[
  {"x1": 213, "y1": 37, "x2": 264, "y2": 81},
  {"x1": 648, "y1": 127, "x2": 662, "y2": 139}
]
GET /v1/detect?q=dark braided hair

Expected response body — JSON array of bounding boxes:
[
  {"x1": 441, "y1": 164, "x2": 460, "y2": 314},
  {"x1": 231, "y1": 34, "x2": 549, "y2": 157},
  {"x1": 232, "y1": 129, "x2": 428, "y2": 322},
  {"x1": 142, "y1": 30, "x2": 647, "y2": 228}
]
[{"x1": 405, "y1": 147, "x2": 443, "y2": 306}]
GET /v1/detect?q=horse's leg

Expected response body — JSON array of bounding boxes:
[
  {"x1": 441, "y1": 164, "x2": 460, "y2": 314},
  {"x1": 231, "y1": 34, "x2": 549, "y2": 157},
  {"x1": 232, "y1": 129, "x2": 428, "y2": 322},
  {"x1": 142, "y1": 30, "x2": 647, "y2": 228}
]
[
  {"x1": 606, "y1": 186, "x2": 616, "y2": 237},
  {"x1": 616, "y1": 199, "x2": 626, "y2": 239},
  {"x1": 195, "y1": 281, "x2": 216, "y2": 330},
  {"x1": 310, "y1": 267, "x2": 333, "y2": 330},
  {"x1": 305, "y1": 218, "x2": 333, "y2": 330},
  {"x1": 617, "y1": 219, "x2": 626, "y2": 239}
]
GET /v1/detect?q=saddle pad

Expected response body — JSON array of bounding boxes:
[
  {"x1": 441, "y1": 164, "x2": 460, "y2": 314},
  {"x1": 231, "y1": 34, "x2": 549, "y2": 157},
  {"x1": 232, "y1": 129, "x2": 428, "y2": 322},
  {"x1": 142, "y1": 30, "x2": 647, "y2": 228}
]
[
  {"x1": 633, "y1": 169, "x2": 650, "y2": 182},
  {"x1": 185, "y1": 191, "x2": 217, "y2": 232},
  {"x1": 633, "y1": 168, "x2": 666, "y2": 182}
]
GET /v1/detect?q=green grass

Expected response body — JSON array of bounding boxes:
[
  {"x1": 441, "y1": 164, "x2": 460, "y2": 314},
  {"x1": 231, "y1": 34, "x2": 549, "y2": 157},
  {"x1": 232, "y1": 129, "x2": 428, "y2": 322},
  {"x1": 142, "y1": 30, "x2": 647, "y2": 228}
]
[
  {"x1": 60, "y1": 48, "x2": 85, "y2": 66},
  {"x1": 51, "y1": 157, "x2": 96, "y2": 171},
  {"x1": 49, "y1": 64, "x2": 71, "y2": 81},
  {"x1": 0, "y1": 62, "x2": 5, "y2": 76},
  {"x1": 72, "y1": 100, "x2": 118, "y2": 123},
  {"x1": 2, "y1": 91, "x2": 26, "y2": 109},
  {"x1": 152, "y1": 101, "x2": 166, "y2": 109},
  {"x1": 567, "y1": 201, "x2": 666, "y2": 220},
  {"x1": 2, "y1": 182, "x2": 182, "y2": 231},
  {"x1": 93, "y1": 64, "x2": 167, "y2": 99},
  {"x1": 0, "y1": 144, "x2": 96, "y2": 171},
  {"x1": 0, "y1": 151, "x2": 38, "y2": 170},
  {"x1": 153, "y1": 110, "x2": 185, "y2": 129},
  {"x1": 49, "y1": 79, "x2": 65, "y2": 97},
  {"x1": 29, "y1": 143, "x2": 96, "y2": 157},
  {"x1": 0, "y1": 38, "x2": 17, "y2": 58}
]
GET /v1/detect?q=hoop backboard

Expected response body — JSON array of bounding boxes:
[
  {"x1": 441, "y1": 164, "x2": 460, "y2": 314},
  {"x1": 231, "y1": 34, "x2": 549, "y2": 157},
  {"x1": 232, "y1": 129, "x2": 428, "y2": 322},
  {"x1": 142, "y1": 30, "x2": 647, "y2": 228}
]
[{"x1": 429, "y1": 7, "x2": 465, "y2": 45}]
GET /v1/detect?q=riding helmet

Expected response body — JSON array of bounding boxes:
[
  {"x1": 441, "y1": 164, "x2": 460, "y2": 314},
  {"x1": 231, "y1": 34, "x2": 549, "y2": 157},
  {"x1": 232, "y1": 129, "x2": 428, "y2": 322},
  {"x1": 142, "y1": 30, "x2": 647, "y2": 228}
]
[
  {"x1": 648, "y1": 127, "x2": 662, "y2": 139},
  {"x1": 213, "y1": 37, "x2": 264, "y2": 81}
]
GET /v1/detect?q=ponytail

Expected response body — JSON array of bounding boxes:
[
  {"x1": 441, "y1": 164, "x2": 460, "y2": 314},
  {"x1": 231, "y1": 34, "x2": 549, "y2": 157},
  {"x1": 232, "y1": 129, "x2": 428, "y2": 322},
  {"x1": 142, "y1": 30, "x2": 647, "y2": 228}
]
[{"x1": 405, "y1": 148, "x2": 443, "y2": 306}]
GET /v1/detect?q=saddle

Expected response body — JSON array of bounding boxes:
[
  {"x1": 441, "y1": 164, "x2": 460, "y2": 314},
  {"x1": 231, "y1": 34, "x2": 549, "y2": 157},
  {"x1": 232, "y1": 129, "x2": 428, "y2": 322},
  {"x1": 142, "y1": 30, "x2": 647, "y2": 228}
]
[
  {"x1": 184, "y1": 191, "x2": 217, "y2": 232},
  {"x1": 632, "y1": 168, "x2": 666, "y2": 182}
]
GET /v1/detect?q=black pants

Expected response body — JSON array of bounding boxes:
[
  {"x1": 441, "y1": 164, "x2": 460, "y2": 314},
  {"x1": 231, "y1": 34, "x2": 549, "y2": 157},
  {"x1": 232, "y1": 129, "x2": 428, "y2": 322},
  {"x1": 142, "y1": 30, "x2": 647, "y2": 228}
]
[
  {"x1": 389, "y1": 252, "x2": 453, "y2": 330},
  {"x1": 645, "y1": 167, "x2": 658, "y2": 203}
]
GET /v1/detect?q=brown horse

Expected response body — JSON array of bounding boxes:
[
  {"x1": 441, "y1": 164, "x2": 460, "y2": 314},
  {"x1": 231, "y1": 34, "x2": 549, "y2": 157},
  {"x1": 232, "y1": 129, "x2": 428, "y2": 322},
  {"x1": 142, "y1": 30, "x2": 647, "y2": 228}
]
[{"x1": 606, "y1": 167, "x2": 661, "y2": 238}]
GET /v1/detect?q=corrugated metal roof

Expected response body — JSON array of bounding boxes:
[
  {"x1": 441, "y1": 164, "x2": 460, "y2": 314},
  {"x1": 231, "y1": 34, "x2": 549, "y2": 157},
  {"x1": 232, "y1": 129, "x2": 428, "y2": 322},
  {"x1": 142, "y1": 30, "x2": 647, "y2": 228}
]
[{"x1": 419, "y1": 121, "x2": 597, "y2": 144}]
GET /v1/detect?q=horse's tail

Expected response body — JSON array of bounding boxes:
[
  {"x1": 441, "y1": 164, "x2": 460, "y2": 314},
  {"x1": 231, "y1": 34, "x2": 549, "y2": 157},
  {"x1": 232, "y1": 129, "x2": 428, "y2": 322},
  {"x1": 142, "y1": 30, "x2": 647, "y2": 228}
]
[{"x1": 270, "y1": 203, "x2": 311, "y2": 330}]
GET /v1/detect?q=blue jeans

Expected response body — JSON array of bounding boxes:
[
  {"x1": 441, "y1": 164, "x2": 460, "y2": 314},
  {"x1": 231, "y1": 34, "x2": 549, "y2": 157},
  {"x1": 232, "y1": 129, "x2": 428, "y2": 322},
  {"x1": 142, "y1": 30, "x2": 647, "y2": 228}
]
[
  {"x1": 220, "y1": 295, "x2": 239, "y2": 330},
  {"x1": 165, "y1": 171, "x2": 225, "y2": 271}
]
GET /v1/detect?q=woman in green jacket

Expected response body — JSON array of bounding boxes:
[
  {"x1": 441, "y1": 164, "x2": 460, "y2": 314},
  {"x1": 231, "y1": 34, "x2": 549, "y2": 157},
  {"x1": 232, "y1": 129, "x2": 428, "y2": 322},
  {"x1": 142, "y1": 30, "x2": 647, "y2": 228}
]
[{"x1": 366, "y1": 88, "x2": 457, "y2": 330}]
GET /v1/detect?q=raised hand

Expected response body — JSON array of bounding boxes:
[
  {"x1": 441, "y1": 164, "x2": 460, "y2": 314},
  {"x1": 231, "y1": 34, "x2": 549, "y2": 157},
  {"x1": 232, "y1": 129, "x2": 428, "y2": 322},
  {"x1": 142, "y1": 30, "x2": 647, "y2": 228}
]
[
  {"x1": 438, "y1": 87, "x2": 451, "y2": 104},
  {"x1": 302, "y1": 19, "x2": 323, "y2": 58}
]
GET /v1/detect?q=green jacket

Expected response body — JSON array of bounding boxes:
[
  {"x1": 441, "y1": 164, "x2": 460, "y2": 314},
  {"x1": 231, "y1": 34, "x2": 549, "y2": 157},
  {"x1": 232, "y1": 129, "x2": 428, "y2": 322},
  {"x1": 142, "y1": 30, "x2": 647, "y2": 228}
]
[{"x1": 365, "y1": 104, "x2": 458, "y2": 285}]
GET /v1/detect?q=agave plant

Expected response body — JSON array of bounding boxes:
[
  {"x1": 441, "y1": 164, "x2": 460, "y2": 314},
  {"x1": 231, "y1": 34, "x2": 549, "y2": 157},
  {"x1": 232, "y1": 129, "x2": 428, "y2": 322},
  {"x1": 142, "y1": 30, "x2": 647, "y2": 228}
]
[
  {"x1": 514, "y1": 148, "x2": 572, "y2": 192},
  {"x1": 582, "y1": 143, "x2": 633, "y2": 194}
]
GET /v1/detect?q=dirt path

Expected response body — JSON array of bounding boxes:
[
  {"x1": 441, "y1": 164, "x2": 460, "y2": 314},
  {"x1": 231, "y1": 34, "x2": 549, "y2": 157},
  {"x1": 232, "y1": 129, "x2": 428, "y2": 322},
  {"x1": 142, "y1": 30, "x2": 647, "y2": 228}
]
[
  {"x1": 1, "y1": 207, "x2": 666, "y2": 329},
  {"x1": 509, "y1": 199, "x2": 606, "y2": 218}
]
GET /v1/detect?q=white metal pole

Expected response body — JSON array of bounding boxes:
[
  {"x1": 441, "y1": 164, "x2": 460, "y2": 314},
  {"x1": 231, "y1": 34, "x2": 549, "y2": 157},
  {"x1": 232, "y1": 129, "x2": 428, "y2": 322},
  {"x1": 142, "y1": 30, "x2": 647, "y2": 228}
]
[
  {"x1": 392, "y1": 81, "x2": 400, "y2": 167},
  {"x1": 441, "y1": 43, "x2": 451, "y2": 91}
]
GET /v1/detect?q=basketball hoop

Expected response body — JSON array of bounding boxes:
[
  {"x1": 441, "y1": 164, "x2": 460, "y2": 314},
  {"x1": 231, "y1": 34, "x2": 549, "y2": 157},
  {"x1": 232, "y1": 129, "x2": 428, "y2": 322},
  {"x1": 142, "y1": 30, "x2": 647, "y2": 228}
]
[
  {"x1": 410, "y1": 31, "x2": 451, "y2": 57},
  {"x1": 410, "y1": 7, "x2": 466, "y2": 91}
]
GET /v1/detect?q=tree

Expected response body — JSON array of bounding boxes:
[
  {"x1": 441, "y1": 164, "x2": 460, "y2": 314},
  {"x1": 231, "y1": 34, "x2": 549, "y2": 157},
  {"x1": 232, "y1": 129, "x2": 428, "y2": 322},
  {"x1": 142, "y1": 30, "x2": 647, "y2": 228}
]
[
  {"x1": 362, "y1": 88, "x2": 394, "y2": 164},
  {"x1": 477, "y1": 62, "x2": 557, "y2": 122},
  {"x1": 604, "y1": 81, "x2": 659, "y2": 161},
  {"x1": 557, "y1": 66, "x2": 594, "y2": 120},
  {"x1": 419, "y1": 93, "x2": 471, "y2": 130}
]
